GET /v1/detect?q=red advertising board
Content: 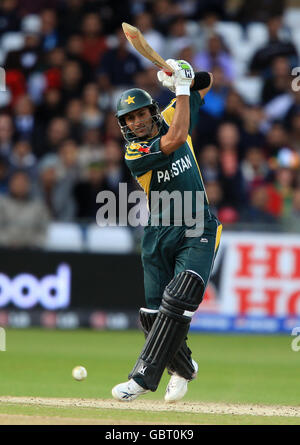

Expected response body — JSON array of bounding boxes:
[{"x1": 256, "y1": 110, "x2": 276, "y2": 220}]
[{"x1": 191, "y1": 232, "x2": 300, "y2": 333}]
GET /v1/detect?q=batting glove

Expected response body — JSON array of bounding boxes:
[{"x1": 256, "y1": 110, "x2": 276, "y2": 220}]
[
  {"x1": 158, "y1": 59, "x2": 194, "y2": 96},
  {"x1": 157, "y1": 59, "x2": 176, "y2": 93}
]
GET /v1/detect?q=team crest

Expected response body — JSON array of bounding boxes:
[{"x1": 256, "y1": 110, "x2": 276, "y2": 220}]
[{"x1": 125, "y1": 95, "x2": 135, "y2": 104}]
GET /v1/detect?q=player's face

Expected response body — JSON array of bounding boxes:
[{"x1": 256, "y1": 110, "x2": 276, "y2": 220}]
[{"x1": 124, "y1": 107, "x2": 156, "y2": 138}]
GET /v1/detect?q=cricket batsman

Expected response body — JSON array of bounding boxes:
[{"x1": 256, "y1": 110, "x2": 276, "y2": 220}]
[{"x1": 112, "y1": 59, "x2": 222, "y2": 402}]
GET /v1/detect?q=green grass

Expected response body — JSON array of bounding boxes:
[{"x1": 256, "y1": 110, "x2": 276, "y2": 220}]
[{"x1": 0, "y1": 328, "x2": 300, "y2": 424}]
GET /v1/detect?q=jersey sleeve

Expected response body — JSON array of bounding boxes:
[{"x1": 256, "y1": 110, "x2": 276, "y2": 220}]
[
  {"x1": 161, "y1": 92, "x2": 204, "y2": 135},
  {"x1": 189, "y1": 91, "x2": 205, "y2": 134},
  {"x1": 125, "y1": 139, "x2": 169, "y2": 177}
]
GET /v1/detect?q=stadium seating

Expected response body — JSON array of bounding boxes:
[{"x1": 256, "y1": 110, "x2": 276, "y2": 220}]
[
  {"x1": 246, "y1": 23, "x2": 269, "y2": 50},
  {"x1": 86, "y1": 225, "x2": 134, "y2": 253},
  {"x1": 1, "y1": 32, "x2": 24, "y2": 53},
  {"x1": 291, "y1": 28, "x2": 300, "y2": 54},
  {"x1": 283, "y1": 8, "x2": 300, "y2": 30},
  {"x1": 233, "y1": 76, "x2": 263, "y2": 105},
  {"x1": 45, "y1": 223, "x2": 84, "y2": 251},
  {"x1": 215, "y1": 22, "x2": 243, "y2": 53}
]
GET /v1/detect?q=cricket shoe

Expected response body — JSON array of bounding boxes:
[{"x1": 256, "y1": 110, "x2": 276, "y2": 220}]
[
  {"x1": 112, "y1": 378, "x2": 149, "y2": 402},
  {"x1": 164, "y1": 359, "x2": 198, "y2": 403}
]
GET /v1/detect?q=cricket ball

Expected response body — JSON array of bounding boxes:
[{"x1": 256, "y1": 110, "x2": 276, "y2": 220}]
[{"x1": 72, "y1": 366, "x2": 87, "y2": 381}]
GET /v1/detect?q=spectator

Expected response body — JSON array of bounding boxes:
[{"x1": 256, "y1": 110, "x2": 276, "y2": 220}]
[
  {"x1": 193, "y1": 33, "x2": 236, "y2": 82},
  {"x1": 0, "y1": 0, "x2": 20, "y2": 35},
  {"x1": 40, "y1": 8, "x2": 60, "y2": 51},
  {"x1": 0, "y1": 170, "x2": 50, "y2": 248},
  {"x1": 104, "y1": 111, "x2": 124, "y2": 143},
  {"x1": 13, "y1": 94, "x2": 36, "y2": 141},
  {"x1": 98, "y1": 26, "x2": 144, "y2": 91},
  {"x1": 36, "y1": 88, "x2": 63, "y2": 125},
  {"x1": 80, "y1": 13, "x2": 108, "y2": 68},
  {"x1": 81, "y1": 83, "x2": 104, "y2": 130},
  {"x1": 4, "y1": 69, "x2": 26, "y2": 108},
  {"x1": 266, "y1": 164, "x2": 296, "y2": 218},
  {"x1": 34, "y1": 153, "x2": 76, "y2": 221},
  {"x1": 132, "y1": 12, "x2": 165, "y2": 69},
  {"x1": 198, "y1": 144, "x2": 221, "y2": 183},
  {"x1": 283, "y1": 89, "x2": 300, "y2": 131},
  {"x1": 65, "y1": 98, "x2": 84, "y2": 143},
  {"x1": 152, "y1": 0, "x2": 180, "y2": 36},
  {"x1": 58, "y1": 0, "x2": 85, "y2": 39},
  {"x1": 198, "y1": 65, "x2": 229, "y2": 119},
  {"x1": 239, "y1": 184, "x2": 278, "y2": 225},
  {"x1": 177, "y1": 45, "x2": 195, "y2": 66},
  {"x1": 239, "y1": 105, "x2": 265, "y2": 153},
  {"x1": 281, "y1": 188, "x2": 300, "y2": 233},
  {"x1": 217, "y1": 121, "x2": 241, "y2": 156},
  {"x1": 193, "y1": 65, "x2": 229, "y2": 147},
  {"x1": 78, "y1": 127, "x2": 105, "y2": 171},
  {"x1": 194, "y1": 8, "x2": 223, "y2": 51},
  {"x1": 261, "y1": 56, "x2": 293, "y2": 105},
  {"x1": 235, "y1": 0, "x2": 285, "y2": 23},
  {"x1": 43, "y1": 46, "x2": 65, "y2": 90},
  {"x1": 204, "y1": 179, "x2": 229, "y2": 220},
  {"x1": 249, "y1": 15, "x2": 298, "y2": 75},
  {"x1": 195, "y1": 1, "x2": 225, "y2": 22},
  {"x1": 43, "y1": 46, "x2": 66, "y2": 74},
  {"x1": 240, "y1": 146, "x2": 270, "y2": 196},
  {"x1": 0, "y1": 155, "x2": 9, "y2": 193},
  {"x1": 164, "y1": 16, "x2": 194, "y2": 59},
  {"x1": 0, "y1": 114, "x2": 14, "y2": 159},
  {"x1": 73, "y1": 160, "x2": 110, "y2": 219},
  {"x1": 4, "y1": 28, "x2": 42, "y2": 79},
  {"x1": 56, "y1": 139, "x2": 80, "y2": 181},
  {"x1": 222, "y1": 90, "x2": 245, "y2": 127},
  {"x1": 289, "y1": 112, "x2": 300, "y2": 154},
  {"x1": 104, "y1": 139, "x2": 132, "y2": 194},
  {"x1": 8, "y1": 139, "x2": 37, "y2": 178},
  {"x1": 217, "y1": 122, "x2": 247, "y2": 208},
  {"x1": 19, "y1": 0, "x2": 60, "y2": 16},
  {"x1": 40, "y1": 117, "x2": 70, "y2": 158},
  {"x1": 264, "y1": 122, "x2": 289, "y2": 157},
  {"x1": 60, "y1": 59, "x2": 84, "y2": 103},
  {"x1": 218, "y1": 206, "x2": 240, "y2": 226},
  {"x1": 65, "y1": 33, "x2": 93, "y2": 83},
  {"x1": 175, "y1": 0, "x2": 199, "y2": 19}
]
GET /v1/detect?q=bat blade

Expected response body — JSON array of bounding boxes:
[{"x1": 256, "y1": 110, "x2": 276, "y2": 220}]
[{"x1": 122, "y1": 22, "x2": 173, "y2": 75}]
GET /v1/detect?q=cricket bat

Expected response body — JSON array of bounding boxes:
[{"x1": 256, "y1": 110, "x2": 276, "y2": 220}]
[{"x1": 122, "y1": 22, "x2": 173, "y2": 75}]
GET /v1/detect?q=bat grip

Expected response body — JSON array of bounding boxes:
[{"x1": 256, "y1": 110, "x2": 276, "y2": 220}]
[{"x1": 163, "y1": 70, "x2": 173, "y2": 76}]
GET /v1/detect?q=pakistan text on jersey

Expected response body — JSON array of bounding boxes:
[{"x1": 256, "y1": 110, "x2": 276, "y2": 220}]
[{"x1": 157, "y1": 154, "x2": 192, "y2": 183}]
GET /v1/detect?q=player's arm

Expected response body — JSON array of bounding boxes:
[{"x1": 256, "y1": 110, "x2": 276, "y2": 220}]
[
  {"x1": 158, "y1": 60, "x2": 194, "y2": 156},
  {"x1": 160, "y1": 95, "x2": 190, "y2": 155}
]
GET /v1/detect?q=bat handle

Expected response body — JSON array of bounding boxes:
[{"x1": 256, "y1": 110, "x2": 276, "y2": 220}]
[{"x1": 164, "y1": 70, "x2": 173, "y2": 76}]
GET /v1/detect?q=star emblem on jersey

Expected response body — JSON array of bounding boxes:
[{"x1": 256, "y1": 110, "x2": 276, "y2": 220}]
[{"x1": 125, "y1": 95, "x2": 135, "y2": 104}]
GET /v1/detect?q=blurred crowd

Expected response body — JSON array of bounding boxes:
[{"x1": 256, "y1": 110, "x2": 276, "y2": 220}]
[{"x1": 0, "y1": 0, "x2": 299, "y2": 248}]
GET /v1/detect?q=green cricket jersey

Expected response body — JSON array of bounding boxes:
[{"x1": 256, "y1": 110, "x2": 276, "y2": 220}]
[{"x1": 124, "y1": 91, "x2": 211, "y2": 225}]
